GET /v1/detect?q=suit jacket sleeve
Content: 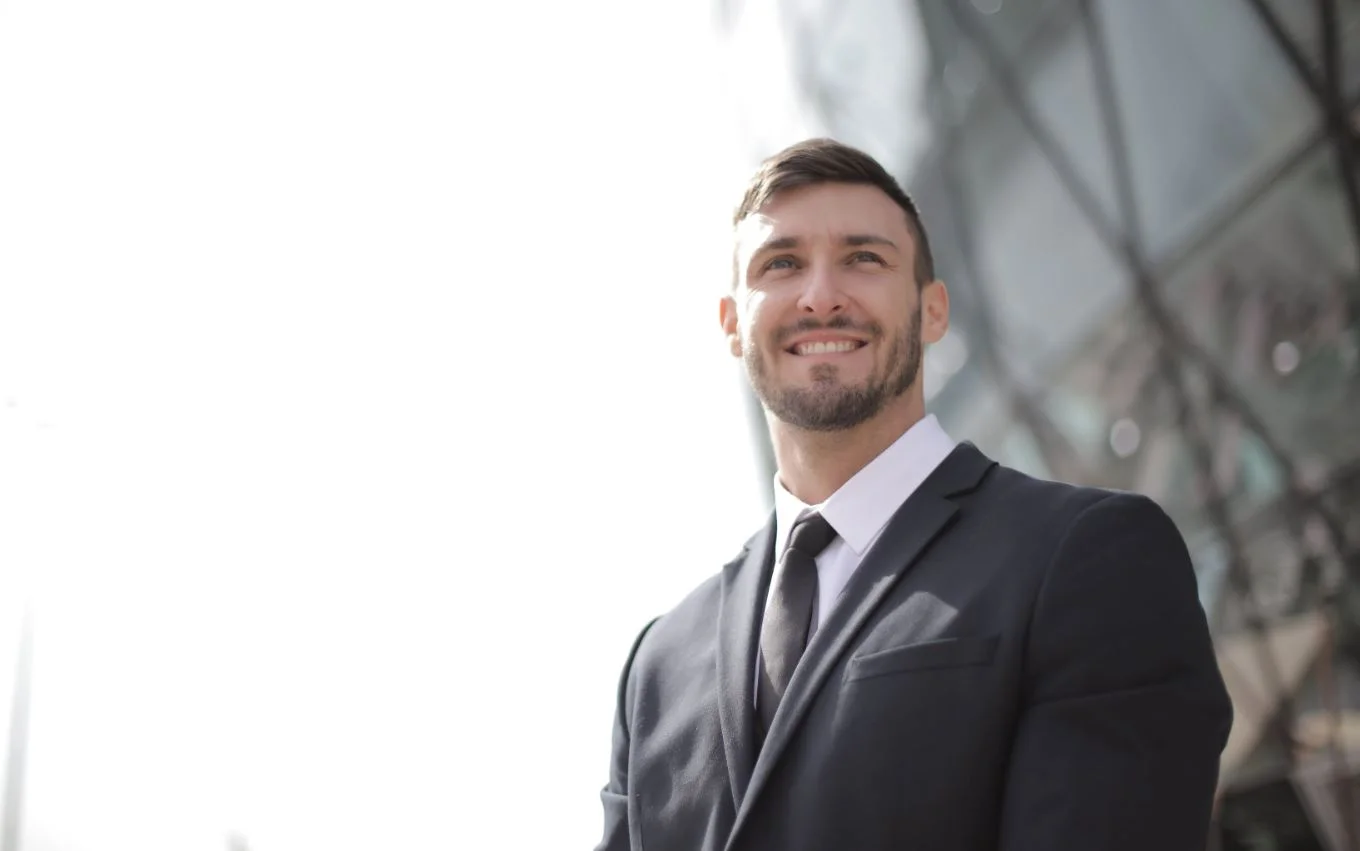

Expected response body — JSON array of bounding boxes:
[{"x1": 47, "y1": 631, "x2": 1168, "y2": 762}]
[
  {"x1": 999, "y1": 493, "x2": 1233, "y2": 851},
  {"x1": 594, "y1": 617, "x2": 658, "y2": 851}
]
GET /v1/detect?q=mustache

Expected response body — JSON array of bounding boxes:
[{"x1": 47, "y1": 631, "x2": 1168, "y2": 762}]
[{"x1": 772, "y1": 316, "x2": 882, "y2": 348}]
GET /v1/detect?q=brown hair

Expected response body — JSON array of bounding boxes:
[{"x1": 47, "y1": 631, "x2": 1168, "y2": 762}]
[{"x1": 733, "y1": 138, "x2": 935, "y2": 288}]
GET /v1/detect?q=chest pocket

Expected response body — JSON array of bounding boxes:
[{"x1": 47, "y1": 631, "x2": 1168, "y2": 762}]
[{"x1": 845, "y1": 635, "x2": 999, "y2": 682}]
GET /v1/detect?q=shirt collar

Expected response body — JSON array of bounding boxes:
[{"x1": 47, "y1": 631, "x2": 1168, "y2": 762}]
[{"x1": 772, "y1": 414, "x2": 958, "y2": 557}]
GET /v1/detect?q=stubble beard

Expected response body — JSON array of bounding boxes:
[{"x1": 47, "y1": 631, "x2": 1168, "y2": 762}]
[{"x1": 746, "y1": 309, "x2": 923, "y2": 433}]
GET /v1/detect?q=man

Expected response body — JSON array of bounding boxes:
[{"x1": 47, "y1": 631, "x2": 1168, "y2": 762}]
[{"x1": 594, "y1": 138, "x2": 1232, "y2": 851}]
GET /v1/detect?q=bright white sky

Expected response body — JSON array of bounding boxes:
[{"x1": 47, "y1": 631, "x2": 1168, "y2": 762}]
[{"x1": 0, "y1": 2, "x2": 784, "y2": 848}]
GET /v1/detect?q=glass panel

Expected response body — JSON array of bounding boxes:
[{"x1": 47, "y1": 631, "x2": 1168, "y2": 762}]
[
  {"x1": 1261, "y1": 0, "x2": 1360, "y2": 100},
  {"x1": 788, "y1": 0, "x2": 933, "y2": 171},
  {"x1": 956, "y1": 103, "x2": 1128, "y2": 384},
  {"x1": 1324, "y1": 463, "x2": 1360, "y2": 561},
  {"x1": 1161, "y1": 148, "x2": 1360, "y2": 475},
  {"x1": 1028, "y1": 318, "x2": 1208, "y2": 517},
  {"x1": 1291, "y1": 749, "x2": 1360, "y2": 851},
  {"x1": 1023, "y1": 15, "x2": 1121, "y2": 227},
  {"x1": 952, "y1": 0, "x2": 1075, "y2": 65},
  {"x1": 919, "y1": 1, "x2": 1078, "y2": 130},
  {"x1": 1097, "y1": 0, "x2": 1322, "y2": 257},
  {"x1": 1219, "y1": 777, "x2": 1327, "y2": 851},
  {"x1": 922, "y1": 3, "x2": 1120, "y2": 234}
]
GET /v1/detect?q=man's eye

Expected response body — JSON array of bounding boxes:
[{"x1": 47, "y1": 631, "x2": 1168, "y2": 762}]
[
  {"x1": 850, "y1": 251, "x2": 885, "y2": 265},
  {"x1": 765, "y1": 256, "x2": 799, "y2": 271}
]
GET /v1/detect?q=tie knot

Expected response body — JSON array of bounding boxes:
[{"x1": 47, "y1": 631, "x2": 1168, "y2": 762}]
[{"x1": 787, "y1": 512, "x2": 836, "y2": 559}]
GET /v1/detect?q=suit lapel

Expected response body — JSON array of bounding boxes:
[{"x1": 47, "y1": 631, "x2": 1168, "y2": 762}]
[
  {"x1": 716, "y1": 516, "x2": 776, "y2": 812},
  {"x1": 727, "y1": 443, "x2": 996, "y2": 848}
]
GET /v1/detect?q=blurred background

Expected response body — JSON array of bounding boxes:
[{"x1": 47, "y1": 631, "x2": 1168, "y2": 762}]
[{"x1": 0, "y1": 0, "x2": 1358, "y2": 849}]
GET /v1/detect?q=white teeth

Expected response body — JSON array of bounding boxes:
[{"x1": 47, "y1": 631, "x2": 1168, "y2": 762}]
[{"x1": 795, "y1": 340, "x2": 860, "y2": 355}]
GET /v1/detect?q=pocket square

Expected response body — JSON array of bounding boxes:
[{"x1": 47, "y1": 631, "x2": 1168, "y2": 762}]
[{"x1": 846, "y1": 635, "x2": 1000, "y2": 682}]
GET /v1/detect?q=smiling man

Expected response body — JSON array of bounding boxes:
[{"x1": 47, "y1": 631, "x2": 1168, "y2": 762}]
[{"x1": 593, "y1": 138, "x2": 1232, "y2": 851}]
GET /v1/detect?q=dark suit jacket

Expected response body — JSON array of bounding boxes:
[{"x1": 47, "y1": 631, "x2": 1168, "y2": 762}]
[{"x1": 594, "y1": 442, "x2": 1233, "y2": 851}]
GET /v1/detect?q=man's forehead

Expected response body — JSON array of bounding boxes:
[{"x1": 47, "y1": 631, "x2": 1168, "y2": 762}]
[
  {"x1": 735, "y1": 184, "x2": 911, "y2": 252},
  {"x1": 735, "y1": 212, "x2": 910, "y2": 255}
]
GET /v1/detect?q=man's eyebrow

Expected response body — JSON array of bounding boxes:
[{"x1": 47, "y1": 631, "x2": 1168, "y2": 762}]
[
  {"x1": 843, "y1": 234, "x2": 898, "y2": 250},
  {"x1": 753, "y1": 234, "x2": 899, "y2": 253},
  {"x1": 753, "y1": 235, "x2": 801, "y2": 254}
]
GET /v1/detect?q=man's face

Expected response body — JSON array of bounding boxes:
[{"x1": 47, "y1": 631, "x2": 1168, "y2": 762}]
[{"x1": 721, "y1": 182, "x2": 945, "y2": 432}]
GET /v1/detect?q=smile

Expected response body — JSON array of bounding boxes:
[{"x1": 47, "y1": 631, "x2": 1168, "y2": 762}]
[{"x1": 788, "y1": 339, "x2": 866, "y2": 356}]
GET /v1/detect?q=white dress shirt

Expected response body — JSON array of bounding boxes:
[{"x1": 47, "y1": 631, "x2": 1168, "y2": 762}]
[{"x1": 765, "y1": 414, "x2": 958, "y2": 634}]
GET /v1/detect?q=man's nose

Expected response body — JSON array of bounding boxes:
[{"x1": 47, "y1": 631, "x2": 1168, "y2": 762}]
[{"x1": 795, "y1": 264, "x2": 847, "y2": 316}]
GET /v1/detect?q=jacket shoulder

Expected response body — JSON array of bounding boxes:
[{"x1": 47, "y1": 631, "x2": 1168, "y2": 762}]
[{"x1": 982, "y1": 460, "x2": 1158, "y2": 522}]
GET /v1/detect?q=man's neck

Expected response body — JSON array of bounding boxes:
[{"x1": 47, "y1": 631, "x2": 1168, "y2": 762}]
[{"x1": 769, "y1": 401, "x2": 924, "y2": 506}]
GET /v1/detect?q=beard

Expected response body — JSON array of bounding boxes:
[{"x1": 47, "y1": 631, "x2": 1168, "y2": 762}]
[{"x1": 745, "y1": 309, "x2": 922, "y2": 432}]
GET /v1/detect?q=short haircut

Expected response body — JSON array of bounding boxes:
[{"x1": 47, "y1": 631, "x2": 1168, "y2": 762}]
[{"x1": 733, "y1": 137, "x2": 935, "y2": 288}]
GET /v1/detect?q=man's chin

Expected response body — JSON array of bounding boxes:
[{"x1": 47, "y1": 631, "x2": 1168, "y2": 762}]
[
  {"x1": 772, "y1": 409, "x2": 873, "y2": 433},
  {"x1": 777, "y1": 376, "x2": 860, "y2": 398},
  {"x1": 758, "y1": 386, "x2": 885, "y2": 432}
]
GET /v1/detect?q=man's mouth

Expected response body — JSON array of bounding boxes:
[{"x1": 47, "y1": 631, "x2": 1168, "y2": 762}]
[{"x1": 787, "y1": 339, "x2": 867, "y2": 356}]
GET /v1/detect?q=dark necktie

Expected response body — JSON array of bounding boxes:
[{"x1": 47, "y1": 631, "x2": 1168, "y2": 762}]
[{"x1": 758, "y1": 511, "x2": 837, "y2": 736}]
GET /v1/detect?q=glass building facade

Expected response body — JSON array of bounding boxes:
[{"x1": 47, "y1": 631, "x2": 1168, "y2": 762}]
[{"x1": 722, "y1": 1, "x2": 1360, "y2": 847}]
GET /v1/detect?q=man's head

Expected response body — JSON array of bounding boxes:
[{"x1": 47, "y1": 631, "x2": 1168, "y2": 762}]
[{"x1": 720, "y1": 138, "x2": 949, "y2": 433}]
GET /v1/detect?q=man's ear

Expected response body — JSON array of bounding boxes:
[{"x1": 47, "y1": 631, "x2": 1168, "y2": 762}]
[
  {"x1": 921, "y1": 280, "x2": 950, "y2": 345},
  {"x1": 719, "y1": 295, "x2": 742, "y2": 358}
]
